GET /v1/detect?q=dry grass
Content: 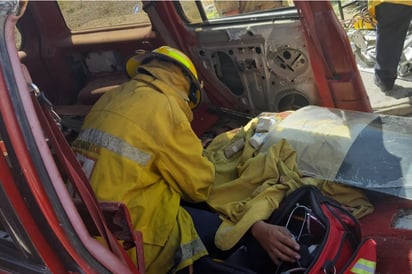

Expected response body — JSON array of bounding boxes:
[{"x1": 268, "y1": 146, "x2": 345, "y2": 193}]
[
  {"x1": 14, "y1": 1, "x2": 363, "y2": 50},
  {"x1": 55, "y1": 1, "x2": 359, "y2": 31},
  {"x1": 57, "y1": 1, "x2": 149, "y2": 30}
]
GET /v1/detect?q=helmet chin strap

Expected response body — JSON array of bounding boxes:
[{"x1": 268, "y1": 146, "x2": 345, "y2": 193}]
[{"x1": 188, "y1": 82, "x2": 199, "y2": 104}]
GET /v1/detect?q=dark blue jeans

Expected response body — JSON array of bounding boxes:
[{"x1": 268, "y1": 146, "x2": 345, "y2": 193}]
[
  {"x1": 375, "y1": 3, "x2": 412, "y2": 85},
  {"x1": 183, "y1": 205, "x2": 223, "y2": 256},
  {"x1": 183, "y1": 205, "x2": 272, "y2": 273}
]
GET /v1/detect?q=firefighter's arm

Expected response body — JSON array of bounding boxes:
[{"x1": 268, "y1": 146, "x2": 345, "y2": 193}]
[{"x1": 157, "y1": 120, "x2": 215, "y2": 203}]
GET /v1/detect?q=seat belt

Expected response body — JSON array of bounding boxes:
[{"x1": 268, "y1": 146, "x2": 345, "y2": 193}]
[{"x1": 29, "y1": 83, "x2": 141, "y2": 273}]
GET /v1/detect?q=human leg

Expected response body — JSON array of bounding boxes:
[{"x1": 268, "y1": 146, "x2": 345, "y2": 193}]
[
  {"x1": 182, "y1": 205, "x2": 222, "y2": 256},
  {"x1": 180, "y1": 206, "x2": 257, "y2": 273},
  {"x1": 374, "y1": 3, "x2": 412, "y2": 90}
]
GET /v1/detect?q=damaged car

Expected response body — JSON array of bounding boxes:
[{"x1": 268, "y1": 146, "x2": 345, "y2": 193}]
[{"x1": 0, "y1": 0, "x2": 411, "y2": 273}]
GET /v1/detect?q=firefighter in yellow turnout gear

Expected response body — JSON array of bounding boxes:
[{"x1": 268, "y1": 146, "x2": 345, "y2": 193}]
[
  {"x1": 72, "y1": 47, "x2": 214, "y2": 273},
  {"x1": 73, "y1": 46, "x2": 302, "y2": 273}
]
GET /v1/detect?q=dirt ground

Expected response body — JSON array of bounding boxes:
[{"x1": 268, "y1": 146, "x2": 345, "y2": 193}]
[
  {"x1": 56, "y1": 0, "x2": 363, "y2": 31},
  {"x1": 57, "y1": 1, "x2": 149, "y2": 30},
  {"x1": 14, "y1": 1, "x2": 367, "y2": 53}
]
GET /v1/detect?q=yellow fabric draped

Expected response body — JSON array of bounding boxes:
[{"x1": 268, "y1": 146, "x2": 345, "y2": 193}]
[{"x1": 204, "y1": 117, "x2": 374, "y2": 250}]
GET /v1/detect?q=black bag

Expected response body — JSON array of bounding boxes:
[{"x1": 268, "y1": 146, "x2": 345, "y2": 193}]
[
  {"x1": 226, "y1": 185, "x2": 376, "y2": 274},
  {"x1": 273, "y1": 185, "x2": 375, "y2": 273}
]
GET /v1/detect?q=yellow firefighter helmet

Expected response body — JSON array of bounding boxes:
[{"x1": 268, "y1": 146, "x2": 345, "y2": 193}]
[{"x1": 126, "y1": 46, "x2": 202, "y2": 109}]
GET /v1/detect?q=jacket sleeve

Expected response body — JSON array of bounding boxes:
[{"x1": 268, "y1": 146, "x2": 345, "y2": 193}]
[{"x1": 156, "y1": 119, "x2": 215, "y2": 203}]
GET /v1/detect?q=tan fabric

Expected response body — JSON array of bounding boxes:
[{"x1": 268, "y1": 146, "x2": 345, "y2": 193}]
[
  {"x1": 72, "y1": 60, "x2": 213, "y2": 273},
  {"x1": 204, "y1": 117, "x2": 374, "y2": 250}
]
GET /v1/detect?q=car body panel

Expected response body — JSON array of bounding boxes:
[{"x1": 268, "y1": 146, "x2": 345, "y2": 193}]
[
  {"x1": 1, "y1": 1, "x2": 137, "y2": 273},
  {"x1": 144, "y1": 1, "x2": 371, "y2": 115}
]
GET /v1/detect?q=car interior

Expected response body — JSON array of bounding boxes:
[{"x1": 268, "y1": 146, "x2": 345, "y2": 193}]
[
  {"x1": 0, "y1": 1, "x2": 409, "y2": 273},
  {"x1": 16, "y1": 1, "x2": 326, "y2": 142}
]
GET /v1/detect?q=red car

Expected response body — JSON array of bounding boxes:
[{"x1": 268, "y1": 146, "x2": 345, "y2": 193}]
[{"x1": 0, "y1": 0, "x2": 410, "y2": 273}]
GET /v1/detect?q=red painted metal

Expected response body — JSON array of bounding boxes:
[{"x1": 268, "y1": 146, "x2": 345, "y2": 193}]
[
  {"x1": 1, "y1": 15, "x2": 94, "y2": 271},
  {"x1": 360, "y1": 193, "x2": 412, "y2": 273},
  {"x1": 5, "y1": 4, "x2": 143, "y2": 272},
  {"x1": 0, "y1": 67, "x2": 68, "y2": 273},
  {"x1": 146, "y1": 1, "x2": 372, "y2": 113},
  {"x1": 294, "y1": 1, "x2": 372, "y2": 112}
]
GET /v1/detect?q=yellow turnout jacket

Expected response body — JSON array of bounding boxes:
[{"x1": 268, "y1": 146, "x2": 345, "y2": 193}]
[
  {"x1": 72, "y1": 60, "x2": 214, "y2": 273},
  {"x1": 369, "y1": 0, "x2": 412, "y2": 17}
]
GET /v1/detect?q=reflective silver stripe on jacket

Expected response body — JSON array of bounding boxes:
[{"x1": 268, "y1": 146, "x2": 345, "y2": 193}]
[
  {"x1": 168, "y1": 237, "x2": 207, "y2": 273},
  {"x1": 179, "y1": 238, "x2": 207, "y2": 262},
  {"x1": 77, "y1": 128, "x2": 151, "y2": 166}
]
